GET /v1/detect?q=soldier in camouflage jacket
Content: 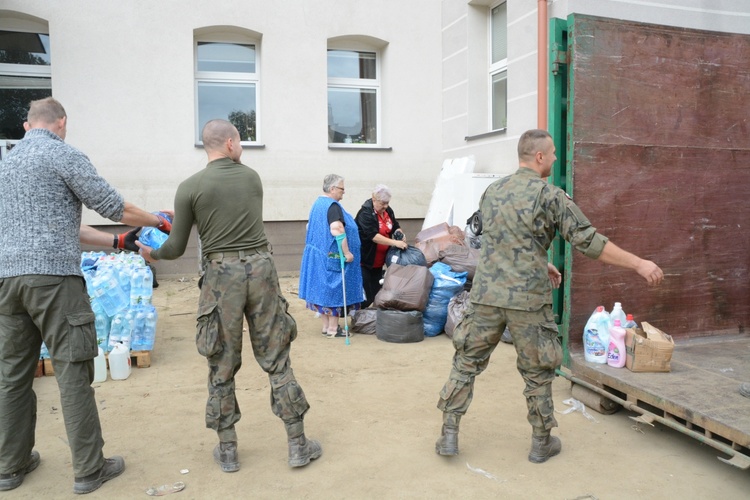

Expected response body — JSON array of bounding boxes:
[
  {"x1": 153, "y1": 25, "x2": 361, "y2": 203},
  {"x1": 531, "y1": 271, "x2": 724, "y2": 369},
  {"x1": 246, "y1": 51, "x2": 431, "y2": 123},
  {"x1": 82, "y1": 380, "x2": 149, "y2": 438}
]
[{"x1": 435, "y1": 129, "x2": 663, "y2": 463}]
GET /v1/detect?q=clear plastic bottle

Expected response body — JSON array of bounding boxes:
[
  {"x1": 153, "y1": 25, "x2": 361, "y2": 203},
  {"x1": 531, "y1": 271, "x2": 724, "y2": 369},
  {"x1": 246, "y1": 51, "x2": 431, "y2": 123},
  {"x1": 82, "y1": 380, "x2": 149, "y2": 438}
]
[
  {"x1": 141, "y1": 266, "x2": 153, "y2": 305},
  {"x1": 143, "y1": 308, "x2": 158, "y2": 351},
  {"x1": 610, "y1": 302, "x2": 627, "y2": 327},
  {"x1": 623, "y1": 314, "x2": 637, "y2": 329},
  {"x1": 108, "y1": 316, "x2": 124, "y2": 352},
  {"x1": 607, "y1": 319, "x2": 627, "y2": 368},
  {"x1": 93, "y1": 346, "x2": 107, "y2": 383},
  {"x1": 130, "y1": 267, "x2": 144, "y2": 305}
]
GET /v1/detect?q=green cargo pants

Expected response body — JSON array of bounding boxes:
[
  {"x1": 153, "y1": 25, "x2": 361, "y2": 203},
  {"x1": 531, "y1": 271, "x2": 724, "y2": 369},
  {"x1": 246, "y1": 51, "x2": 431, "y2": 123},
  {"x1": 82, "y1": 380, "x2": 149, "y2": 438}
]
[
  {"x1": 437, "y1": 303, "x2": 563, "y2": 436},
  {"x1": 197, "y1": 251, "x2": 310, "y2": 443},
  {"x1": 0, "y1": 275, "x2": 104, "y2": 477}
]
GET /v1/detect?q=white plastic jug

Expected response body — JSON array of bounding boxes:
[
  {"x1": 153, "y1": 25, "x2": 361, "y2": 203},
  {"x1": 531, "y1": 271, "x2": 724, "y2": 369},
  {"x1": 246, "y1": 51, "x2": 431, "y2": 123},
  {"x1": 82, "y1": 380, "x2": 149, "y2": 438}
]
[
  {"x1": 93, "y1": 346, "x2": 107, "y2": 383},
  {"x1": 109, "y1": 343, "x2": 131, "y2": 380}
]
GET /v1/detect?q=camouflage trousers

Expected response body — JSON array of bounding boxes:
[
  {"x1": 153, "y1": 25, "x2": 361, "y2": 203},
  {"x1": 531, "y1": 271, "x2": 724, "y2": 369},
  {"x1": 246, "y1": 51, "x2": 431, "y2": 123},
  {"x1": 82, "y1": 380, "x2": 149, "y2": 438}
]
[
  {"x1": 197, "y1": 251, "x2": 309, "y2": 442},
  {"x1": 437, "y1": 303, "x2": 563, "y2": 436}
]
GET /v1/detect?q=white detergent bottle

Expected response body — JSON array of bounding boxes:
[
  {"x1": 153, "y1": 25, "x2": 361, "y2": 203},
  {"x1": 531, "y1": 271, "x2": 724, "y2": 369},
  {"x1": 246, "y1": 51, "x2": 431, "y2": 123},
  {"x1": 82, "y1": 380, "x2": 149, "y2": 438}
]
[
  {"x1": 607, "y1": 319, "x2": 627, "y2": 368},
  {"x1": 583, "y1": 306, "x2": 611, "y2": 364},
  {"x1": 109, "y1": 343, "x2": 131, "y2": 380},
  {"x1": 93, "y1": 346, "x2": 107, "y2": 383},
  {"x1": 610, "y1": 302, "x2": 627, "y2": 327}
]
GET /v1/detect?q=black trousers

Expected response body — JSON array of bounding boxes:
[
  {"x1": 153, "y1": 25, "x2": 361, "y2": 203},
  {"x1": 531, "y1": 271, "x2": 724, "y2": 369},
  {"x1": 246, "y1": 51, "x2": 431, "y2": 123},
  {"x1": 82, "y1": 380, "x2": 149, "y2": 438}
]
[{"x1": 360, "y1": 265, "x2": 385, "y2": 308}]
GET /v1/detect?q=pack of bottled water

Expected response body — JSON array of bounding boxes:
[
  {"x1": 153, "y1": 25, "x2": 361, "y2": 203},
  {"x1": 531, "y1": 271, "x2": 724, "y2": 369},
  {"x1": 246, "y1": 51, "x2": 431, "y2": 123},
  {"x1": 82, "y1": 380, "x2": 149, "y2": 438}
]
[{"x1": 81, "y1": 251, "x2": 159, "y2": 353}]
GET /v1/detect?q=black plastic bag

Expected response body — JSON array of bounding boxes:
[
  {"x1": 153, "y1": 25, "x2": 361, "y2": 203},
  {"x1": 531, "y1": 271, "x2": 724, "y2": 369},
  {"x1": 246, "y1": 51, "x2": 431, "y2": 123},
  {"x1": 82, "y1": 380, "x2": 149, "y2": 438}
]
[{"x1": 385, "y1": 245, "x2": 427, "y2": 267}]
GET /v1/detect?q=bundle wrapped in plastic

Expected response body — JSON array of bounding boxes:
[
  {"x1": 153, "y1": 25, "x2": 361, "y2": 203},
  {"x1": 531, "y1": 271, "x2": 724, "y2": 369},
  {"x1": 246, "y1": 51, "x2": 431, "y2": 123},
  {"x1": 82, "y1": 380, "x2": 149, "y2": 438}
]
[
  {"x1": 423, "y1": 262, "x2": 467, "y2": 336},
  {"x1": 373, "y1": 264, "x2": 434, "y2": 311},
  {"x1": 445, "y1": 290, "x2": 471, "y2": 339}
]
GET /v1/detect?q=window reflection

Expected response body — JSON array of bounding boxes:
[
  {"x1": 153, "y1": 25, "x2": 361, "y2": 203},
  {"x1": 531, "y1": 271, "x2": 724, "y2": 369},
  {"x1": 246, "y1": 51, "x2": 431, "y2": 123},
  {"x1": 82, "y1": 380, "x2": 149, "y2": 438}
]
[
  {"x1": 197, "y1": 82, "x2": 256, "y2": 141},
  {"x1": 327, "y1": 88, "x2": 377, "y2": 144},
  {"x1": 197, "y1": 42, "x2": 255, "y2": 73},
  {"x1": 0, "y1": 31, "x2": 51, "y2": 65},
  {"x1": 491, "y1": 70, "x2": 507, "y2": 130},
  {"x1": 327, "y1": 50, "x2": 376, "y2": 79}
]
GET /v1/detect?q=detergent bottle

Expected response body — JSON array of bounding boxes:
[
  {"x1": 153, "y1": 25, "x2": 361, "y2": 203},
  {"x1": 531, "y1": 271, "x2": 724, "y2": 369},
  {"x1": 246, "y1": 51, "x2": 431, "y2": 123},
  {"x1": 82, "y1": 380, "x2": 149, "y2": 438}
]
[
  {"x1": 607, "y1": 319, "x2": 627, "y2": 368},
  {"x1": 583, "y1": 306, "x2": 611, "y2": 364}
]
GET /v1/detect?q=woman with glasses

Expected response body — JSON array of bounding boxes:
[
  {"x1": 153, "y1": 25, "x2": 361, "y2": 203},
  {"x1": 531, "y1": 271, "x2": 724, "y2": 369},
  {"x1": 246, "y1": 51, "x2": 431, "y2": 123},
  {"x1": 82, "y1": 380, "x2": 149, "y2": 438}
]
[
  {"x1": 299, "y1": 174, "x2": 364, "y2": 338},
  {"x1": 355, "y1": 184, "x2": 408, "y2": 308}
]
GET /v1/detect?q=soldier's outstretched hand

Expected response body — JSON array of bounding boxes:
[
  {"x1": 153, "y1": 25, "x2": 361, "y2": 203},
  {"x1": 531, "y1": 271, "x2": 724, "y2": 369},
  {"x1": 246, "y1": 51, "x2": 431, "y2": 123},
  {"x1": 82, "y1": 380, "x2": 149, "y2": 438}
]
[
  {"x1": 547, "y1": 262, "x2": 562, "y2": 289},
  {"x1": 637, "y1": 259, "x2": 664, "y2": 285}
]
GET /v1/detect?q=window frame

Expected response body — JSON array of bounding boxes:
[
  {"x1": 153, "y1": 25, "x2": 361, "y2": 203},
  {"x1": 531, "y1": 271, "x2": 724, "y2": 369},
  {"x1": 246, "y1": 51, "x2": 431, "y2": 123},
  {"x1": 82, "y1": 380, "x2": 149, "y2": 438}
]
[
  {"x1": 488, "y1": 1, "x2": 508, "y2": 132},
  {"x1": 0, "y1": 25, "x2": 52, "y2": 145},
  {"x1": 194, "y1": 32, "x2": 260, "y2": 146},
  {"x1": 327, "y1": 42, "x2": 382, "y2": 148}
]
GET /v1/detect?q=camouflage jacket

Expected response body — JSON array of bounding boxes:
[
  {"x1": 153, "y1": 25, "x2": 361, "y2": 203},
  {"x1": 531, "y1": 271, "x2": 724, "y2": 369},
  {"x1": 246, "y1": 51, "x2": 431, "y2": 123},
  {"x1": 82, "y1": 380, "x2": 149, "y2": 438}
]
[{"x1": 470, "y1": 167, "x2": 608, "y2": 311}]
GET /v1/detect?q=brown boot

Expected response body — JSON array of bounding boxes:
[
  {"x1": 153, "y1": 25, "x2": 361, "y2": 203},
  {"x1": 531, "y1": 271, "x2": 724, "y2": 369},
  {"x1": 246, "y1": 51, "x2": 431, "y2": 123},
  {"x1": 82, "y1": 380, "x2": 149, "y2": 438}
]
[
  {"x1": 288, "y1": 435, "x2": 322, "y2": 467},
  {"x1": 213, "y1": 442, "x2": 240, "y2": 472},
  {"x1": 435, "y1": 413, "x2": 460, "y2": 456},
  {"x1": 528, "y1": 434, "x2": 561, "y2": 464}
]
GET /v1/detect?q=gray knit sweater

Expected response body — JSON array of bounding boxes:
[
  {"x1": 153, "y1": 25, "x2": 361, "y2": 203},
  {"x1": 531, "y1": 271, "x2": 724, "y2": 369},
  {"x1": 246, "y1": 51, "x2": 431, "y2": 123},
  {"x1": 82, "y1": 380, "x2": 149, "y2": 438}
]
[{"x1": 0, "y1": 128, "x2": 124, "y2": 277}]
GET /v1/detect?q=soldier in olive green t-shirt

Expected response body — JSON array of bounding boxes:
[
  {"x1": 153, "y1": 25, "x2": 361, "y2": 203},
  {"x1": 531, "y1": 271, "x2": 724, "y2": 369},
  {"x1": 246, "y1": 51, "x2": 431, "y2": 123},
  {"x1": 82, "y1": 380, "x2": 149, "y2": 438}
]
[{"x1": 435, "y1": 129, "x2": 664, "y2": 464}]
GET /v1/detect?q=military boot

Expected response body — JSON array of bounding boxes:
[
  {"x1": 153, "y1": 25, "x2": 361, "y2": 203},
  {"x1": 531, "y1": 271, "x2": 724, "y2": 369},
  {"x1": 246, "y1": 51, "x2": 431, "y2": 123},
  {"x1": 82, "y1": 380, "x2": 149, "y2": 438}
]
[
  {"x1": 288, "y1": 435, "x2": 323, "y2": 467},
  {"x1": 213, "y1": 442, "x2": 240, "y2": 472},
  {"x1": 528, "y1": 434, "x2": 561, "y2": 464},
  {"x1": 435, "y1": 413, "x2": 460, "y2": 456},
  {"x1": 285, "y1": 420, "x2": 322, "y2": 467}
]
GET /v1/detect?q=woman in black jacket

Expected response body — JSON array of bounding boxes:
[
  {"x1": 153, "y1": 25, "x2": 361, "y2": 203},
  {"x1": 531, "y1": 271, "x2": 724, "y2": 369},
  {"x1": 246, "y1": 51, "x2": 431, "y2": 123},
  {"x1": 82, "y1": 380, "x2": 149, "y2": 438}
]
[{"x1": 355, "y1": 184, "x2": 408, "y2": 307}]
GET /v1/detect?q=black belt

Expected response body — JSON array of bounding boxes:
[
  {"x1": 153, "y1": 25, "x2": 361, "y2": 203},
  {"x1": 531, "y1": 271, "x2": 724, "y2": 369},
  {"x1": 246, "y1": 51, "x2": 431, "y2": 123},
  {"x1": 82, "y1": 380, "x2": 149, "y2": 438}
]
[{"x1": 204, "y1": 247, "x2": 268, "y2": 261}]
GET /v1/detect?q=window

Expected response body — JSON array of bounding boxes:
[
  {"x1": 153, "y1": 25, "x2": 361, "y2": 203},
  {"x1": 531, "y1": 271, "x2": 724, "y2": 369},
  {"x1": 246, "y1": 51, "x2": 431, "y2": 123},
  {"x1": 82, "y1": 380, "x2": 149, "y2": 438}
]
[
  {"x1": 489, "y1": 2, "x2": 507, "y2": 130},
  {"x1": 0, "y1": 27, "x2": 52, "y2": 141},
  {"x1": 194, "y1": 33, "x2": 259, "y2": 144},
  {"x1": 327, "y1": 49, "x2": 379, "y2": 145}
]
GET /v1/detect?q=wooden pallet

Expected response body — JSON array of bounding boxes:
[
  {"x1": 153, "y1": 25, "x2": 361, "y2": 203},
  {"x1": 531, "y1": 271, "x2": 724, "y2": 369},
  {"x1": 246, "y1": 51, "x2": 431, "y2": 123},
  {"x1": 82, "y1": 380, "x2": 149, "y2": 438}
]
[{"x1": 42, "y1": 350, "x2": 152, "y2": 376}]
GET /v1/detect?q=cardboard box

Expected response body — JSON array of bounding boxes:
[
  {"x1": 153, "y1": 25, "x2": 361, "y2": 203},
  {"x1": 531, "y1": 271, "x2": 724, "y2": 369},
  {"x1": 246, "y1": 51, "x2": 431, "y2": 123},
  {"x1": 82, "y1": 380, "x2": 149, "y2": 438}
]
[{"x1": 625, "y1": 322, "x2": 675, "y2": 372}]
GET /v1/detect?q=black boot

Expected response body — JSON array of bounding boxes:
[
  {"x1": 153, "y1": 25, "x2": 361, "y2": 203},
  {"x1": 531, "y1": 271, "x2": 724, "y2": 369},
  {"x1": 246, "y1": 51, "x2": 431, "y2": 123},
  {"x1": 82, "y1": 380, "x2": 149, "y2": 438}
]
[
  {"x1": 435, "y1": 413, "x2": 460, "y2": 456},
  {"x1": 73, "y1": 456, "x2": 125, "y2": 494},
  {"x1": 213, "y1": 442, "x2": 240, "y2": 472},
  {"x1": 528, "y1": 434, "x2": 561, "y2": 464}
]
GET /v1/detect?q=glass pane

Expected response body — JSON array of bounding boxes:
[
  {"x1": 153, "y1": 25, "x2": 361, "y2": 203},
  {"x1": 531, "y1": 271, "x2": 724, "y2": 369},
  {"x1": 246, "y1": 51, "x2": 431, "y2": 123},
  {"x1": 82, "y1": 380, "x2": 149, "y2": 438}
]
[
  {"x1": 197, "y1": 42, "x2": 255, "y2": 73},
  {"x1": 0, "y1": 86, "x2": 53, "y2": 140},
  {"x1": 327, "y1": 87, "x2": 377, "y2": 144},
  {"x1": 491, "y1": 3, "x2": 507, "y2": 64},
  {"x1": 491, "y1": 70, "x2": 507, "y2": 130},
  {"x1": 327, "y1": 50, "x2": 376, "y2": 79},
  {"x1": 0, "y1": 31, "x2": 51, "y2": 65},
  {"x1": 197, "y1": 82, "x2": 256, "y2": 141}
]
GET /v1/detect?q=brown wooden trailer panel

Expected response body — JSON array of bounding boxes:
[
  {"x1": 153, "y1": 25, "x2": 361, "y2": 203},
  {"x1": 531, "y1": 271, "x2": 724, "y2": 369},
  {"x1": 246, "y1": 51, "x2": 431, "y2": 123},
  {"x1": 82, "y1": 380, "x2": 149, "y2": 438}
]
[{"x1": 566, "y1": 16, "x2": 750, "y2": 347}]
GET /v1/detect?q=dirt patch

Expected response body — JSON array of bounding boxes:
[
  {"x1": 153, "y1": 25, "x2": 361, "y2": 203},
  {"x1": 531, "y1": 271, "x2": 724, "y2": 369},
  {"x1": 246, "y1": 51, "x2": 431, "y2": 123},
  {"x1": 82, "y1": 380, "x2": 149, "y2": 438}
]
[{"x1": 17, "y1": 275, "x2": 750, "y2": 498}]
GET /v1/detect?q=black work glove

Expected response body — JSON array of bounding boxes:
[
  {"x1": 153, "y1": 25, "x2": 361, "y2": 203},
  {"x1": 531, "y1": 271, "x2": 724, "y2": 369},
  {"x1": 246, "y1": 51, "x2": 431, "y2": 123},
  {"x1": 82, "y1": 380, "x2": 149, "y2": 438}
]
[{"x1": 114, "y1": 227, "x2": 142, "y2": 252}]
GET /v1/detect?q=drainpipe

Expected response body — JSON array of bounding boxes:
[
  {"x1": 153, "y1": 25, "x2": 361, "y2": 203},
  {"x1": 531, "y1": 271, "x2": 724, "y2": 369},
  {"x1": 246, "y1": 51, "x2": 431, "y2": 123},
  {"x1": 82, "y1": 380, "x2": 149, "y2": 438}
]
[{"x1": 538, "y1": 0, "x2": 548, "y2": 129}]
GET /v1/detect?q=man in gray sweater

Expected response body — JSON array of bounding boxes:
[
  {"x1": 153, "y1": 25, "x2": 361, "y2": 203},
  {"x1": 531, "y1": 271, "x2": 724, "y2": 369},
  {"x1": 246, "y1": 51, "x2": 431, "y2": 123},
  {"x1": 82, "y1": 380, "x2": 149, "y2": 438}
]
[{"x1": 0, "y1": 97, "x2": 170, "y2": 494}]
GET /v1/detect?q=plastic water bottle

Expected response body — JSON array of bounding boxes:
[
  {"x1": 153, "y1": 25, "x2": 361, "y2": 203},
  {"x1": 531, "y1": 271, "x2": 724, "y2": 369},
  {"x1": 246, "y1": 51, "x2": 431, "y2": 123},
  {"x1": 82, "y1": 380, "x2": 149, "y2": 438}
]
[
  {"x1": 583, "y1": 306, "x2": 611, "y2": 364},
  {"x1": 139, "y1": 227, "x2": 169, "y2": 249},
  {"x1": 93, "y1": 306, "x2": 111, "y2": 347},
  {"x1": 117, "y1": 265, "x2": 132, "y2": 300},
  {"x1": 109, "y1": 343, "x2": 131, "y2": 380},
  {"x1": 143, "y1": 308, "x2": 158, "y2": 351},
  {"x1": 120, "y1": 309, "x2": 134, "y2": 349},
  {"x1": 39, "y1": 342, "x2": 50, "y2": 360},
  {"x1": 131, "y1": 306, "x2": 146, "y2": 351},
  {"x1": 93, "y1": 346, "x2": 107, "y2": 383},
  {"x1": 108, "y1": 315, "x2": 124, "y2": 352},
  {"x1": 610, "y1": 302, "x2": 627, "y2": 327},
  {"x1": 130, "y1": 267, "x2": 143, "y2": 305},
  {"x1": 93, "y1": 266, "x2": 128, "y2": 316},
  {"x1": 623, "y1": 314, "x2": 637, "y2": 329},
  {"x1": 141, "y1": 266, "x2": 153, "y2": 305},
  {"x1": 607, "y1": 319, "x2": 627, "y2": 368}
]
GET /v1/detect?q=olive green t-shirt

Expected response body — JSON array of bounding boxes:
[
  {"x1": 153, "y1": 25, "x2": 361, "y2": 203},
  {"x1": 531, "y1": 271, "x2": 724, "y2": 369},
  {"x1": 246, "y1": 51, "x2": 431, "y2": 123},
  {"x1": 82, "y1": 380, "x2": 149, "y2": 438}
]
[
  {"x1": 471, "y1": 167, "x2": 608, "y2": 311},
  {"x1": 152, "y1": 157, "x2": 268, "y2": 261}
]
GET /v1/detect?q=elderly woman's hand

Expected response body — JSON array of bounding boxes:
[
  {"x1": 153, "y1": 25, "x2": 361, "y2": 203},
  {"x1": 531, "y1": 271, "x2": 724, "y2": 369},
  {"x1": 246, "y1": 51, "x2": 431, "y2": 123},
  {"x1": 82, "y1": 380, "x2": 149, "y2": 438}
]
[
  {"x1": 393, "y1": 240, "x2": 408, "y2": 250},
  {"x1": 344, "y1": 251, "x2": 354, "y2": 263}
]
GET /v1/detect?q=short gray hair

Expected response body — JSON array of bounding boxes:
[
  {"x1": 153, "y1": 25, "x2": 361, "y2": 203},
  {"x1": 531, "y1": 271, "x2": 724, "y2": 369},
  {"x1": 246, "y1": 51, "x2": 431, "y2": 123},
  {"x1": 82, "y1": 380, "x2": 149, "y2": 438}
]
[
  {"x1": 372, "y1": 184, "x2": 392, "y2": 202},
  {"x1": 323, "y1": 174, "x2": 344, "y2": 193}
]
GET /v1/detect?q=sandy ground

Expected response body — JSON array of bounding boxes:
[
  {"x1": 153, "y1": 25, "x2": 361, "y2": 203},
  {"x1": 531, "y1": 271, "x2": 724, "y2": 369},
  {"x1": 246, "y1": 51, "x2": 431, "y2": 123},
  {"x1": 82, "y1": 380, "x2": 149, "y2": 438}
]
[{"x1": 6, "y1": 274, "x2": 750, "y2": 499}]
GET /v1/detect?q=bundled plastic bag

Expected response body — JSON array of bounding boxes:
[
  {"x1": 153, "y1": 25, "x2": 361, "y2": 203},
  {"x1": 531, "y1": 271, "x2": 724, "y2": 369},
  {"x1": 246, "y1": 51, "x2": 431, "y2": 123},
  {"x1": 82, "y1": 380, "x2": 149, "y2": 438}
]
[
  {"x1": 352, "y1": 308, "x2": 377, "y2": 335},
  {"x1": 438, "y1": 244, "x2": 480, "y2": 283},
  {"x1": 385, "y1": 245, "x2": 428, "y2": 267},
  {"x1": 445, "y1": 290, "x2": 471, "y2": 339},
  {"x1": 414, "y1": 224, "x2": 467, "y2": 266},
  {"x1": 374, "y1": 264, "x2": 434, "y2": 311},
  {"x1": 376, "y1": 309, "x2": 424, "y2": 343},
  {"x1": 423, "y1": 262, "x2": 467, "y2": 337}
]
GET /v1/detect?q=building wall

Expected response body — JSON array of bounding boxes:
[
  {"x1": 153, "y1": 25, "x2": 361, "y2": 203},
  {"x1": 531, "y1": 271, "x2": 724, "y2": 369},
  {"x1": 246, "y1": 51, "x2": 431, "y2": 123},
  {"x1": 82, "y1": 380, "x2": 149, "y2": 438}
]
[
  {"x1": 441, "y1": 0, "x2": 750, "y2": 177},
  {"x1": 1, "y1": 0, "x2": 443, "y2": 226}
]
